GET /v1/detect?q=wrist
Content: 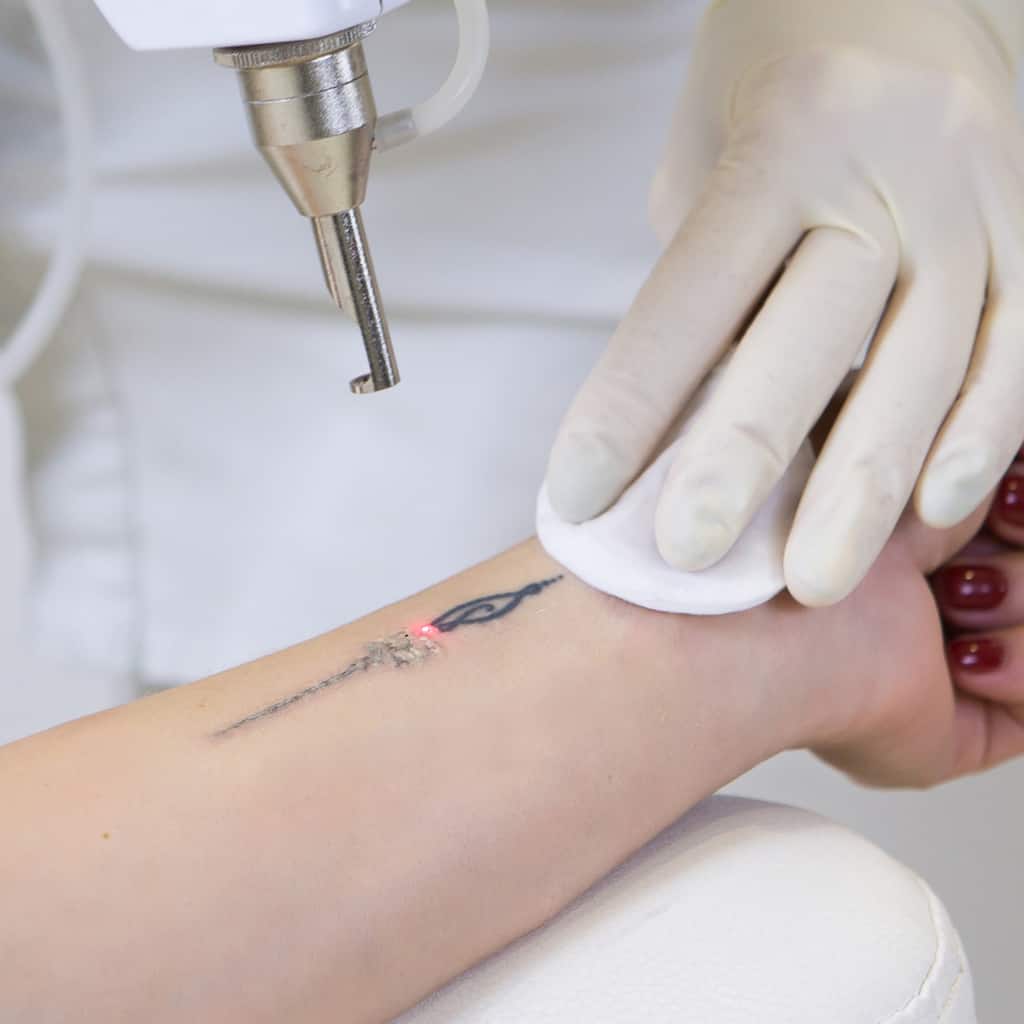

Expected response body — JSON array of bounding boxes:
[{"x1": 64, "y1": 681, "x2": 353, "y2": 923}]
[
  {"x1": 609, "y1": 567, "x2": 904, "y2": 767},
  {"x1": 599, "y1": 580, "x2": 829, "y2": 771},
  {"x1": 409, "y1": 539, "x2": 836, "y2": 797}
]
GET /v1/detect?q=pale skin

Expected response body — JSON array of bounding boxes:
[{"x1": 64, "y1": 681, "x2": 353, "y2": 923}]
[{"x1": 2, "y1": 470, "x2": 1024, "y2": 1023}]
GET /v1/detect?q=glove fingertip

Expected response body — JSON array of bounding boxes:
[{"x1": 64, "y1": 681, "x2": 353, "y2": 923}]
[
  {"x1": 654, "y1": 495, "x2": 736, "y2": 573},
  {"x1": 915, "y1": 447, "x2": 996, "y2": 530},
  {"x1": 546, "y1": 433, "x2": 628, "y2": 524},
  {"x1": 783, "y1": 541, "x2": 861, "y2": 609}
]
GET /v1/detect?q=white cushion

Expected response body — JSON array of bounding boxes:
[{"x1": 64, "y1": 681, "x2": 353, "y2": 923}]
[{"x1": 399, "y1": 797, "x2": 974, "y2": 1023}]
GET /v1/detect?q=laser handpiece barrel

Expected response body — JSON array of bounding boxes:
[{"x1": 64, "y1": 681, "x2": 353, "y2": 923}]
[
  {"x1": 214, "y1": 25, "x2": 400, "y2": 394},
  {"x1": 314, "y1": 209, "x2": 399, "y2": 393}
]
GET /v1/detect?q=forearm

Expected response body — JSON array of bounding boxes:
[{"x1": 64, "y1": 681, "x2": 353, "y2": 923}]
[{"x1": 0, "y1": 539, "x2": 820, "y2": 1023}]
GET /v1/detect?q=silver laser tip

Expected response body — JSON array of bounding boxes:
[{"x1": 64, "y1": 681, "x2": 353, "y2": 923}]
[
  {"x1": 313, "y1": 209, "x2": 400, "y2": 395},
  {"x1": 215, "y1": 27, "x2": 399, "y2": 396}
]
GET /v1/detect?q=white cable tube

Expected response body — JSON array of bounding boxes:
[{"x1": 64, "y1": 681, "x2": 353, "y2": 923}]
[
  {"x1": 0, "y1": 0, "x2": 93, "y2": 385},
  {"x1": 376, "y1": 0, "x2": 490, "y2": 151}
]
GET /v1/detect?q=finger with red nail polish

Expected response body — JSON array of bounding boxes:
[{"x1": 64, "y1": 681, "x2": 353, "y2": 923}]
[
  {"x1": 932, "y1": 551, "x2": 1024, "y2": 632},
  {"x1": 949, "y1": 636, "x2": 1005, "y2": 673},
  {"x1": 999, "y1": 475, "x2": 1024, "y2": 524},
  {"x1": 948, "y1": 626, "x2": 1024, "y2": 708},
  {"x1": 987, "y1": 472, "x2": 1024, "y2": 548},
  {"x1": 935, "y1": 564, "x2": 1007, "y2": 611}
]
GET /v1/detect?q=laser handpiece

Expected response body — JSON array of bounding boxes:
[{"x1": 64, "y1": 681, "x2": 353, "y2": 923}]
[
  {"x1": 91, "y1": 0, "x2": 490, "y2": 396},
  {"x1": 215, "y1": 26, "x2": 398, "y2": 394}
]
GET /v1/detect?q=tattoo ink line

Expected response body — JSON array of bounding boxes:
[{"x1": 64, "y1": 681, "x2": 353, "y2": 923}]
[
  {"x1": 212, "y1": 575, "x2": 565, "y2": 737},
  {"x1": 430, "y1": 575, "x2": 564, "y2": 633},
  {"x1": 212, "y1": 631, "x2": 440, "y2": 738}
]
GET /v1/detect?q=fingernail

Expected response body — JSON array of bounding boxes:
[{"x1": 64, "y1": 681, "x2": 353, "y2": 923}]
[
  {"x1": 949, "y1": 637, "x2": 1005, "y2": 673},
  {"x1": 546, "y1": 434, "x2": 623, "y2": 524},
  {"x1": 918, "y1": 444, "x2": 992, "y2": 528},
  {"x1": 935, "y1": 565, "x2": 1008, "y2": 611},
  {"x1": 996, "y1": 475, "x2": 1024, "y2": 526},
  {"x1": 660, "y1": 514, "x2": 733, "y2": 571},
  {"x1": 784, "y1": 478, "x2": 883, "y2": 607},
  {"x1": 657, "y1": 496, "x2": 734, "y2": 572}
]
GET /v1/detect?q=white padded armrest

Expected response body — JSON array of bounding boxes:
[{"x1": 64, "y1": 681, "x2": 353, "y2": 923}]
[{"x1": 398, "y1": 797, "x2": 974, "y2": 1023}]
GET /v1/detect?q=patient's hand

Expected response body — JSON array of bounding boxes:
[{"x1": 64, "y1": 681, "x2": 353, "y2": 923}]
[{"x1": 800, "y1": 459, "x2": 1024, "y2": 787}]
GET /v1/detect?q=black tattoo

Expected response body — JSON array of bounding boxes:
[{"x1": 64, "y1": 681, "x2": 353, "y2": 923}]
[
  {"x1": 430, "y1": 575, "x2": 564, "y2": 633},
  {"x1": 212, "y1": 574, "x2": 565, "y2": 737}
]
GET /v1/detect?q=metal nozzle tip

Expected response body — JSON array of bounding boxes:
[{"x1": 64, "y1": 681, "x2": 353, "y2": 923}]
[
  {"x1": 350, "y1": 373, "x2": 381, "y2": 395},
  {"x1": 313, "y1": 209, "x2": 400, "y2": 395}
]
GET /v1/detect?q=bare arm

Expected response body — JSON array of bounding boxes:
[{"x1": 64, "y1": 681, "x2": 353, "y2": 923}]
[{"x1": 0, "y1": 538, "x2": 842, "y2": 1022}]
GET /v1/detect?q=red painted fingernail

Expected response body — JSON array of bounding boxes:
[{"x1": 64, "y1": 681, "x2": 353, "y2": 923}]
[
  {"x1": 949, "y1": 637, "x2": 1005, "y2": 673},
  {"x1": 935, "y1": 565, "x2": 1008, "y2": 611},
  {"x1": 996, "y1": 475, "x2": 1024, "y2": 526}
]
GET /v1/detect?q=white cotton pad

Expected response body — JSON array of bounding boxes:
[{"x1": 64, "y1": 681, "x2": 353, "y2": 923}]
[
  {"x1": 536, "y1": 374, "x2": 815, "y2": 615},
  {"x1": 537, "y1": 442, "x2": 813, "y2": 615}
]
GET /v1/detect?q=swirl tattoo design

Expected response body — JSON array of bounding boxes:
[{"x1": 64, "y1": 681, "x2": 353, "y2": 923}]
[
  {"x1": 430, "y1": 576, "x2": 564, "y2": 633},
  {"x1": 212, "y1": 574, "x2": 565, "y2": 737}
]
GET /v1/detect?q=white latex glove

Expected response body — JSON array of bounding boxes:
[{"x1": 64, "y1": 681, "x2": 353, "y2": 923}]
[{"x1": 546, "y1": 0, "x2": 1024, "y2": 606}]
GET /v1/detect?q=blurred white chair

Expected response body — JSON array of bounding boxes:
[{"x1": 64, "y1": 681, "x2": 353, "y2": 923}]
[{"x1": 400, "y1": 796, "x2": 974, "y2": 1023}]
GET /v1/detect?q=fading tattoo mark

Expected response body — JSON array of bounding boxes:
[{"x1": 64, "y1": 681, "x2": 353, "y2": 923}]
[
  {"x1": 212, "y1": 574, "x2": 564, "y2": 738},
  {"x1": 213, "y1": 630, "x2": 440, "y2": 738}
]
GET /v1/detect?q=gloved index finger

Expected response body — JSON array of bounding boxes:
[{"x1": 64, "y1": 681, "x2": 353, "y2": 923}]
[
  {"x1": 654, "y1": 222, "x2": 898, "y2": 573},
  {"x1": 546, "y1": 158, "x2": 801, "y2": 524}
]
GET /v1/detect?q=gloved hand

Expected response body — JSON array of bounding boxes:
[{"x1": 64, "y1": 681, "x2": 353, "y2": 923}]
[{"x1": 546, "y1": 0, "x2": 1024, "y2": 606}]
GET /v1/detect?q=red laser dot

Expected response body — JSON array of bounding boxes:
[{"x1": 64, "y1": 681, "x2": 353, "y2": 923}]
[{"x1": 418, "y1": 624, "x2": 440, "y2": 638}]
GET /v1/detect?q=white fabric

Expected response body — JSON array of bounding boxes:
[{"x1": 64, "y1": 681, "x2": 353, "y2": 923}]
[
  {"x1": 544, "y1": 0, "x2": 1024, "y2": 609},
  {"x1": 537, "y1": 366, "x2": 815, "y2": 614},
  {"x1": 399, "y1": 796, "x2": 976, "y2": 1023},
  {"x1": 968, "y1": 0, "x2": 1024, "y2": 62},
  {"x1": 0, "y1": 0, "x2": 688, "y2": 685},
  {"x1": 0, "y1": 0, "x2": 93, "y2": 387}
]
